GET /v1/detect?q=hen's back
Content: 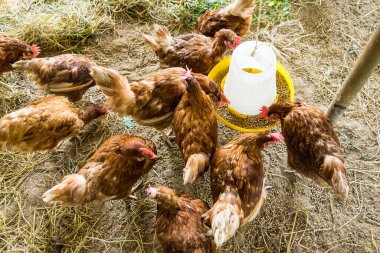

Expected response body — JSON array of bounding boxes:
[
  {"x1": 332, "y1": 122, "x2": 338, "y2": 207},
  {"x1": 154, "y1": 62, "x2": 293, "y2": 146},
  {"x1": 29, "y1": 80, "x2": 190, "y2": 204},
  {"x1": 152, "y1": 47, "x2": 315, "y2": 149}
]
[
  {"x1": 283, "y1": 104, "x2": 348, "y2": 197},
  {"x1": 284, "y1": 105, "x2": 342, "y2": 165},
  {"x1": 157, "y1": 195, "x2": 215, "y2": 253},
  {"x1": 13, "y1": 54, "x2": 96, "y2": 102},
  {"x1": 0, "y1": 96, "x2": 82, "y2": 152}
]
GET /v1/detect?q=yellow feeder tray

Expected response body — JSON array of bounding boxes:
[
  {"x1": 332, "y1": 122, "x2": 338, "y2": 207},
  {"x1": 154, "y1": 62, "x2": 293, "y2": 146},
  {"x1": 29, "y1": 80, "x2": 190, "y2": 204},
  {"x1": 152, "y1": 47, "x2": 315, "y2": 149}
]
[
  {"x1": 219, "y1": 72, "x2": 280, "y2": 119},
  {"x1": 208, "y1": 56, "x2": 295, "y2": 133}
]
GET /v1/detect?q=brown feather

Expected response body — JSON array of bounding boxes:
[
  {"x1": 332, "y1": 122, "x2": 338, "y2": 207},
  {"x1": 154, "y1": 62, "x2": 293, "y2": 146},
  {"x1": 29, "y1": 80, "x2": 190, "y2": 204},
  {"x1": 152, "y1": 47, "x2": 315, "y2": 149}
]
[
  {"x1": 0, "y1": 35, "x2": 31, "y2": 74},
  {"x1": 43, "y1": 135, "x2": 157, "y2": 205},
  {"x1": 196, "y1": 0, "x2": 255, "y2": 37},
  {"x1": 91, "y1": 66, "x2": 223, "y2": 130},
  {"x1": 0, "y1": 96, "x2": 106, "y2": 152},
  {"x1": 12, "y1": 54, "x2": 96, "y2": 102},
  {"x1": 143, "y1": 25, "x2": 238, "y2": 74},
  {"x1": 268, "y1": 101, "x2": 349, "y2": 197},
  {"x1": 150, "y1": 185, "x2": 218, "y2": 253},
  {"x1": 204, "y1": 132, "x2": 275, "y2": 247},
  {"x1": 173, "y1": 76, "x2": 218, "y2": 184}
]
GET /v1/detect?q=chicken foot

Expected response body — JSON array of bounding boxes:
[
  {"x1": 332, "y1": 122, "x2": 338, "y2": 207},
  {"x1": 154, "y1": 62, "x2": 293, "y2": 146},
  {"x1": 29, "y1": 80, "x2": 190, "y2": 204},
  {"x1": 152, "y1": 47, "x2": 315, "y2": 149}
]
[
  {"x1": 54, "y1": 135, "x2": 82, "y2": 152},
  {"x1": 128, "y1": 180, "x2": 144, "y2": 200},
  {"x1": 159, "y1": 129, "x2": 175, "y2": 148}
]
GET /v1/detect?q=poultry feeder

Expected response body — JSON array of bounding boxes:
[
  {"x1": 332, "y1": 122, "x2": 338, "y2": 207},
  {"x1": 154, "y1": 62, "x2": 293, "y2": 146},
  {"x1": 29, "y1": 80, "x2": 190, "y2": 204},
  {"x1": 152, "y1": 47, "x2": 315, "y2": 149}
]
[{"x1": 208, "y1": 40, "x2": 295, "y2": 133}]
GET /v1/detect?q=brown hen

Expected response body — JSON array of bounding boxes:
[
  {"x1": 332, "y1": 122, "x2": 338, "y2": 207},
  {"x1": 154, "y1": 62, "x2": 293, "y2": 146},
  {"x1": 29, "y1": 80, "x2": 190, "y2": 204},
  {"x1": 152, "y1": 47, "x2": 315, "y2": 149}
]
[
  {"x1": 0, "y1": 96, "x2": 108, "y2": 152},
  {"x1": 202, "y1": 132, "x2": 284, "y2": 248},
  {"x1": 197, "y1": 0, "x2": 255, "y2": 37},
  {"x1": 12, "y1": 54, "x2": 97, "y2": 102},
  {"x1": 173, "y1": 68, "x2": 218, "y2": 184},
  {"x1": 143, "y1": 25, "x2": 240, "y2": 74},
  {"x1": 0, "y1": 35, "x2": 40, "y2": 75},
  {"x1": 90, "y1": 66, "x2": 227, "y2": 140},
  {"x1": 146, "y1": 185, "x2": 219, "y2": 253},
  {"x1": 260, "y1": 101, "x2": 349, "y2": 198},
  {"x1": 43, "y1": 135, "x2": 158, "y2": 206}
]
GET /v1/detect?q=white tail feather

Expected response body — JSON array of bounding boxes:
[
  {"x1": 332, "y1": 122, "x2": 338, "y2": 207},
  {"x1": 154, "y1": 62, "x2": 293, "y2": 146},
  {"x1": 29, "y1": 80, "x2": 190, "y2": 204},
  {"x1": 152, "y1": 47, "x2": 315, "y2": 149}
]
[
  {"x1": 183, "y1": 153, "x2": 209, "y2": 185},
  {"x1": 332, "y1": 170, "x2": 349, "y2": 198},
  {"x1": 204, "y1": 191, "x2": 242, "y2": 248},
  {"x1": 323, "y1": 155, "x2": 349, "y2": 198},
  {"x1": 143, "y1": 24, "x2": 172, "y2": 53},
  {"x1": 42, "y1": 174, "x2": 86, "y2": 205},
  {"x1": 90, "y1": 66, "x2": 135, "y2": 117}
]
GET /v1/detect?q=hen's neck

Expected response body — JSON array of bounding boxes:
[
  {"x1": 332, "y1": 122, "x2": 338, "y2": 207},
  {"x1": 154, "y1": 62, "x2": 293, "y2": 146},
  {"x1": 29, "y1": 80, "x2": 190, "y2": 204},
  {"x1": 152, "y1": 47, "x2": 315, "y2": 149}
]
[
  {"x1": 211, "y1": 38, "x2": 228, "y2": 59},
  {"x1": 185, "y1": 78, "x2": 213, "y2": 113},
  {"x1": 78, "y1": 107, "x2": 101, "y2": 124},
  {"x1": 114, "y1": 79, "x2": 138, "y2": 116},
  {"x1": 233, "y1": 135, "x2": 264, "y2": 158},
  {"x1": 157, "y1": 196, "x2": 181, "y2": 213}
]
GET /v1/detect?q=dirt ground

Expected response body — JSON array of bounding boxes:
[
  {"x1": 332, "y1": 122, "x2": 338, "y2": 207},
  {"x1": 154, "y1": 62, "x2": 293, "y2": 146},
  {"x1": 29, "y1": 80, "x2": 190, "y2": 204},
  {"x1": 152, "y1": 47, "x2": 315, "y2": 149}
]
[{"x1": 1, "y1": 0, "x2": 379, "y2": 252}]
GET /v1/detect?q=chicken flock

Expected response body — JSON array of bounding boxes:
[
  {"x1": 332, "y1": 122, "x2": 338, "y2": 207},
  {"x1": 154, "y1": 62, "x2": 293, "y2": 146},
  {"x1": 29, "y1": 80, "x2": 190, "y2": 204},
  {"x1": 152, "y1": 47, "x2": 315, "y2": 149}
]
[{"x1": 0, "y1": 0, "x2": 349, "y2": 252}]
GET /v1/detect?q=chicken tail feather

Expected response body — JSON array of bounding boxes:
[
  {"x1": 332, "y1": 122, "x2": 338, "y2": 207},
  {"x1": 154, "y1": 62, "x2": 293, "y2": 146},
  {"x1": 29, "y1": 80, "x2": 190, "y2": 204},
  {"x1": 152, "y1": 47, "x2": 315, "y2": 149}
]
[
  {"x1": 143, "y1": 24, "x2": 172, "y2": 53},
  {"x1": 90, "y1": 66, "x2": 134, "y2": 117},
  {"x1": 183, "y1": 153, "x2": 209, "y2": 185},
  {"x1": 225, "y1": 0, "x2": 255, "y2": 18},
  {"x1": 202, "y1": 190, "x2": 242, "y2": 248},
  {"x1": 90, "y1": 66, "x2": 122, "y2": 92},
  {"x1": 42, "y1": 174, "x2": 87, "y2": 205},
  {"x1": 323, "y1": 155, "x2": 349, "y2": 198}
]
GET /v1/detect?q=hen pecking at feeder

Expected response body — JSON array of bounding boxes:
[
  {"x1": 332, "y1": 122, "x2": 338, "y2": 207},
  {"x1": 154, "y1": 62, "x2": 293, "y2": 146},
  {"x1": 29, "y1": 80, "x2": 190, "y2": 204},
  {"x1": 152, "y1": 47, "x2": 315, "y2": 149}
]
[{"x1": 208, "y1": 40, "x2": 295, "y2": 132}]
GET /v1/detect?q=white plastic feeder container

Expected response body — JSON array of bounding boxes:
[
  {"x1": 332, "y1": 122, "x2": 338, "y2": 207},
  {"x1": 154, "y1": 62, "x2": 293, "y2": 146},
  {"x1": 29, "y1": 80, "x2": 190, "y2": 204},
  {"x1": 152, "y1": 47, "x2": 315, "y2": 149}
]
[{"x1": 224, "y1": 40, "x2": 277, "y2": 115}]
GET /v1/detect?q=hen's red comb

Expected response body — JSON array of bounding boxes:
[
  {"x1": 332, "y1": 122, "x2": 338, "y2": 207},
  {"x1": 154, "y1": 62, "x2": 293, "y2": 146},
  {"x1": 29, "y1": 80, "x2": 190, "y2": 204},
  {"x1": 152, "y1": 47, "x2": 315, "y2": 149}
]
[
  {"x1": 102, "y1": 107, "x2": 110, "y2": 114},
  {"x1": 31, "y1": 45, "x2": 40, "y2": 58},
  {"x1": 271, "y1": 132, "x2": 284, "y2": 142},
  {"x1": 139, "y1": 148, "x2": 158, "y2": 159},
  {"x1": 259, "y1": 105, "x2": 269, "y2": 120},
  {"x1": 233, "y1": 36, "x2": 241, "y2": 49},
  {"x1": 180, "y1": 66, "x2": 193, "y2": 80}
]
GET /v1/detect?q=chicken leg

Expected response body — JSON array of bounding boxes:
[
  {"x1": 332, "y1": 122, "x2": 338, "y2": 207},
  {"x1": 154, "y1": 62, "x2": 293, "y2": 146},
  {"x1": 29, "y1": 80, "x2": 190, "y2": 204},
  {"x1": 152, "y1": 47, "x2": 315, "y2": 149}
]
[
  {"x1": 128, "y1": 180, "x2": 144, "y2": 200},
  {"x1": 160, "y1": 129, "x2": 175, "y2": 148}
]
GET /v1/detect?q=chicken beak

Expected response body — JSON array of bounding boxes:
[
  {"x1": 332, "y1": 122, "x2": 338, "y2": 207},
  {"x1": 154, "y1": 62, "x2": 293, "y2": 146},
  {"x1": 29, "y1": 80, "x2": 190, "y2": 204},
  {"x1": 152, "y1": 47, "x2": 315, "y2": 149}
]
[
  {"x1": 150, "y1": 154, "x2": 159, "y2": 160},
  {"x1": 139, "y1": 148, "x2": 158, "y2": 160},
  {"x1": 217, "y1": 92, "x2": 230, "y2": 106}
]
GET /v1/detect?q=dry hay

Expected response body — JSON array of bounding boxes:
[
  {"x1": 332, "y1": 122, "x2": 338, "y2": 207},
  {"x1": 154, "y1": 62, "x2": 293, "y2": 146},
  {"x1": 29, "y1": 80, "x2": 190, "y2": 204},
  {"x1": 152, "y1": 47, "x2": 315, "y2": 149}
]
[
  {"x1": 99, "y1": 0, "x2": 178, "y2": 21},
  {"x1": 0, "y1": 0, "x2": 114, "y2": 51}
]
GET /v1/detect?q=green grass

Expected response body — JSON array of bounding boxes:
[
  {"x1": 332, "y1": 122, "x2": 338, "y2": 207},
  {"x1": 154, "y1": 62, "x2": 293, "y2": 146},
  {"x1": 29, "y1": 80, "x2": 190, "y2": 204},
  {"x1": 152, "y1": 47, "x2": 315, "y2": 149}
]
[
  {"x1": 174, "y1": 0, "x2": 292, "y2": 28},
  {"x1": 255, "y1": 0, "x2": 292, "y2": 24},
  {"x1": 175, "y1": 0, "x2": 229, "y2": 27}
]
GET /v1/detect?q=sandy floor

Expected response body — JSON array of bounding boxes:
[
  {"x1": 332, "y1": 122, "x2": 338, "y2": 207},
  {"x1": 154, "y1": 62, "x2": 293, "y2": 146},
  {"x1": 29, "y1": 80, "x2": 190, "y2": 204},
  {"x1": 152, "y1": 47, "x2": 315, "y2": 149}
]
[{"x1": 0, "y1": 0, "x2": 379, "y2": 252}]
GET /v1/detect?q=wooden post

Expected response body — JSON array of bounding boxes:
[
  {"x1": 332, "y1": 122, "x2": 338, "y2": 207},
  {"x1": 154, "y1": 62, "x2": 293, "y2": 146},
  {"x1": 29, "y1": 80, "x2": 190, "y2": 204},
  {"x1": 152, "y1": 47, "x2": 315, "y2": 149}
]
[{"x1": 327, "y1": 25, "x2": 380, "y2": 122}]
